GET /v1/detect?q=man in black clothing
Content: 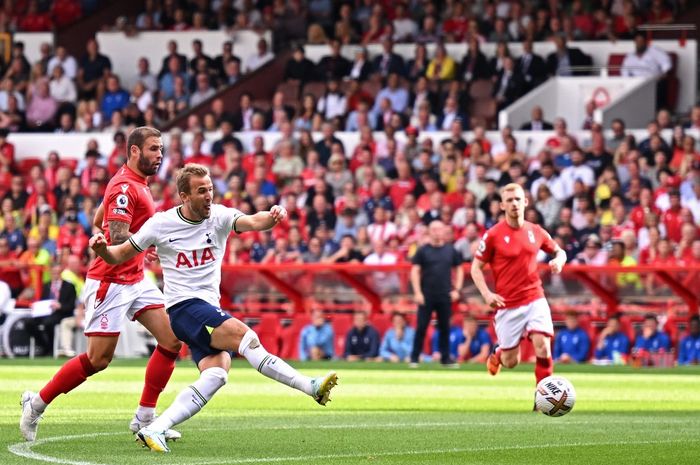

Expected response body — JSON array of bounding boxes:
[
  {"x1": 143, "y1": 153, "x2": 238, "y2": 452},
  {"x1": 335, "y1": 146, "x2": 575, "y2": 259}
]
[
  {"x1": 213, "y1": 41, "x2": 240, "y2": 81},
  {"x1": 344, "y1": 311, "x2": 380, "y2": 361},
  {"x1": 77, "y1": 38, "x2": 112, "y2": 100},
  {"x1": 316, "y1": 39, "x2": 351, "y2": 81},
  {"x1": 517, "y1": 40, "x2": 547, "y2": 91},
  {"x1": 158, "y1": 40, "x2": 187, "y2": 79},
  {"x1": 372, "y1": 37, "x2": 405, "y2": 78},
  {"x1": 520, "y1": 105, "x2": 553, "y2": 131},
  {"x1": 410, "y1": 221, "x2": 464, "y2": 366},
  {"x1": 546, "y1": 36, "x2": 592, "y2": 77},
  {"x1": 284, "y1": 45, "x2": 316, "y2": 84},
  {"x1": 24, "y1": 264, "x2": 77, "y2": 355}
]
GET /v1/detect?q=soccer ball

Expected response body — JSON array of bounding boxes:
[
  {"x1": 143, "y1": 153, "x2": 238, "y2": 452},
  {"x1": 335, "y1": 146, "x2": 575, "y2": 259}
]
[{"x1": 535, "y1": 376, "x2": 576, "y2": 417}]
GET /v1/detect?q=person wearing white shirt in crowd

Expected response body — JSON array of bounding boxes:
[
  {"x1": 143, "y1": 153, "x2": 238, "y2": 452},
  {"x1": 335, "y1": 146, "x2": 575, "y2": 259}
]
[
  {"x1": 49, "y1": 65, "x2": 77, "y2": 103},
  {"x1": 621, "y1": 32, "x2": 671, "y2": 78},
  {"x1": 316, "y1": 79, "x2": 347, "y2": 121},
  {"x1": 392, "y1": 3, "x2": 418, "y2": 42},
  {"x1": 559, "y1": 150, "x2": 595, "y2": 199},
  {"x1": 131, "y1": 82, "x2": 153, "y2": 113},
  {"x1": 367, "y1": 206, "x2": 398, "y2": 244},
  {"x1": 244, "y1": 38, "x2": 274, "y2": 74},
  {"x1": 621, "y1": 32, "x2": 672, "y2": 109},
  {"x1": 530, "y1": 161, "x2": 567, "y2": 202},
  {"x1": 47, "y1": 46, "x2": 78, "y2": 80}
]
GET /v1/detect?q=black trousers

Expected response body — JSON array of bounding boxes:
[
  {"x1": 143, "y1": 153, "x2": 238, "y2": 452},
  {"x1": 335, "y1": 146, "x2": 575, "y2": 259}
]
[
  {"x1": 411, "y1": 294, "x2": 452, "y2": 364},
  {"x1": 24, "y1": 311, "x2": 72, "y2": 352}
]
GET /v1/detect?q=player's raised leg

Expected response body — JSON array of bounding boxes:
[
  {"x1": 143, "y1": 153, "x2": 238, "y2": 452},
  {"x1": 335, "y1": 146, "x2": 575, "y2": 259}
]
[
  {"x1": 211, "y1": 317, "x2": 338, "y2": 405},
  {"x1": 130, "y1": 305, "x2": 182, "y2": 440},
  {"x1": 20, "y1": 336, "x2": 117, "y2": 441}
]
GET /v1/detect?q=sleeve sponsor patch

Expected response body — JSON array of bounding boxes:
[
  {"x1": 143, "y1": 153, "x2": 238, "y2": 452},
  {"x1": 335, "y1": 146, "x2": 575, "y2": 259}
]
[
  {"x1": 116, "y1": 194, "x2": 129, "y2": 208},
  {"x1": 112, "y1": 208, "x2": 127, "y2": 215}
]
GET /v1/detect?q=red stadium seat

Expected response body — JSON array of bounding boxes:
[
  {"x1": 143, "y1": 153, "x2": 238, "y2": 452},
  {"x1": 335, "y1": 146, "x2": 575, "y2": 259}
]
[
  {"x1": 278, "y1": 315, "x2": 310, "y2": 360},
  {"x1": 607, "y1": 54, "x2": 625, "y2": 76},
  {"x1": 331, "y1": 313, "x2": 353, "y2": 358},
  {"x1": 255, "y1": 313, "x2": 281, "y2": 354},
  {"x1": 59, "y1": 159, "x2": 79, "y2": 171},
  {"x1": 16, "y1": 158, "x2": 43, "y2": 175},
  {"x1": 370, "y1": 313, "x2": 392, "y2": 337}
]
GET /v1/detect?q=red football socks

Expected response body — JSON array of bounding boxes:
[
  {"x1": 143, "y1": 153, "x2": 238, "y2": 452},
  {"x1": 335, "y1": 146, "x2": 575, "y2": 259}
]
[
  {"x1": 139, "y1": 345, "x2": 178, "y2": 408},
  {"x1": 535, "y1": 356, "x2": 553, "y2": 383},
  {"x1": 39, "y1": 353, "x2": 97, "y2": 404}
]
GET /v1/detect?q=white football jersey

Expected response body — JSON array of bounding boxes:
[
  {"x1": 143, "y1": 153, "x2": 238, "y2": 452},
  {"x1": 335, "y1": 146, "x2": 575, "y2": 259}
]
[{"x1": 129, "y1": 204, "x2": 244, "y2": 308}]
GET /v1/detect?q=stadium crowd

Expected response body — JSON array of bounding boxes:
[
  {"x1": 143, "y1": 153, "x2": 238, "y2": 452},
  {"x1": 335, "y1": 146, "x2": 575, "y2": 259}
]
[
  {"x1": 0, "y1": 1, "x2": 698, "y2": 362},
  {"x1": 295, "y1": 309, "x2": 700, "y2": 366}
]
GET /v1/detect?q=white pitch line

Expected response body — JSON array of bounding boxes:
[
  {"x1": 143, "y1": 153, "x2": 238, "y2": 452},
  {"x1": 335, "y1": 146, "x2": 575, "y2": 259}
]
[
  {"x1": 7, "y1": 419, "x2": 699, "y2": 465},
  {"x1": 7, "y1": 433, "x2": 116, "y2": 465}
]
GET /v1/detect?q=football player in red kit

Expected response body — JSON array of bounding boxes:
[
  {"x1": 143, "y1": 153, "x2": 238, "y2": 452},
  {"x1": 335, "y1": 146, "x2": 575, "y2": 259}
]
[
  {"x1": 20, "y1": 127, "x2": 183, "y2": 441},
  {"x1": 471, "y1": 183, "x2": 567, "y2": 400}
]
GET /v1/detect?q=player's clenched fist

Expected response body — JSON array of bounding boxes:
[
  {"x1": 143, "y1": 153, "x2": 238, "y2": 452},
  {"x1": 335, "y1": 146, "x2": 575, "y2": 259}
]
[
  {"x1": 89, "y1": 232, "x2": 108, "y2": 252},
  {"x1": 269, "y1": 205, "x2": 287, "y2": 223}
]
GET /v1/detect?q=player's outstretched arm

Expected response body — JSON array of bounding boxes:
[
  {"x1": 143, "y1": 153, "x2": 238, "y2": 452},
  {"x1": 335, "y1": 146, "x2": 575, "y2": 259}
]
[
  {"x1": 89, "y1": 232, "x2": 141, "y2": 265},
  {"x1": 234, "y1": 205, "x2": 287, "y2": 233},
  {"x1": 470, "y1": 258, "x2": 505, "y2": 309}
]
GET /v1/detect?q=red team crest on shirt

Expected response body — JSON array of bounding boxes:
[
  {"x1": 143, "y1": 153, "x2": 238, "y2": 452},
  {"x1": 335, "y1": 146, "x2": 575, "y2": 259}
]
[{"x1": 99, "y1": 314, "x2": 109, "y2": 330}]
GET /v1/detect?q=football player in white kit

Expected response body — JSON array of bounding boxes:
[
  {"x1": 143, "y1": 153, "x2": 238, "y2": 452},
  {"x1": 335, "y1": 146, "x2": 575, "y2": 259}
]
[{"x1": 90, "y1": 164, "x2": 338, "y2": 453}]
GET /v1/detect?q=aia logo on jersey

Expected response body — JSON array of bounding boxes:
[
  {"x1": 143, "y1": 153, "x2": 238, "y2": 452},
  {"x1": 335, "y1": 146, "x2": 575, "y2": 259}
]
[
  {"x1": 99, "y1": 314, "x2": 109, "y2": 330},
  {"x1": 528, "y1": 230, "x2": 536, "y2": 244},
  {"x1": 176, "y1": 248, "x2": 216, "y2": 268}
]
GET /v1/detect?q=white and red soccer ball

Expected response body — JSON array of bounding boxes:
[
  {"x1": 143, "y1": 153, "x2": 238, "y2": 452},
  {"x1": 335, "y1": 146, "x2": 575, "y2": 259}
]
[{"x1": 535, "y1": 376, "x2": 576, "y2": 417}]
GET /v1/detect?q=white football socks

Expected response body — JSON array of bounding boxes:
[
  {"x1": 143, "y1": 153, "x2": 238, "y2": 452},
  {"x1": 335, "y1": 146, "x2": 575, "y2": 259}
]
[
  {"x1": 238, "y1": 330, "x2": 314, "y2": 396},
  {"x1": 31, "y1": 394, "x2": 48, "y2": 413},
  {"x1": 134, "y1": 405, "x2": 155, "y2": 421},
  {"x1": 147, "y1": 367, "x2": 228, "y2": 432}
]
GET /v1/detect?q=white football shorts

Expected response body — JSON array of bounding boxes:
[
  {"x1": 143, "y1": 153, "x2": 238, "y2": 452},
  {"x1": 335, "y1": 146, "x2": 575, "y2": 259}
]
[
  {"x1": 493, "y1": 297, "x2": 554, "y2": 350},
  {"x1": 82, "y1": 277, "x2": 165, "y2": 336}
]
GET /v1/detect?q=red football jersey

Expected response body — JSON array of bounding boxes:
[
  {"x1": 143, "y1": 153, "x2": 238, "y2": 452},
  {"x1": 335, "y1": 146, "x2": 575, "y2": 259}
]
[
  {"x1": 86, "y1": 165, "x2": 154, "y2": 284},
  {"x1": 475, "y1": 220, "x2": 558, "y2": 309}
]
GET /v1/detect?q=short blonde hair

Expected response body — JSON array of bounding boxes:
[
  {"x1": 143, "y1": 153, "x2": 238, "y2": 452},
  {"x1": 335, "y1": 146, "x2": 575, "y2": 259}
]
[
  {"x1": 176, "y1": 163, "x2": 210, "y2": 194},
  {"x1": 500, "y1": 183, "x2": 525, "y2": 197}
]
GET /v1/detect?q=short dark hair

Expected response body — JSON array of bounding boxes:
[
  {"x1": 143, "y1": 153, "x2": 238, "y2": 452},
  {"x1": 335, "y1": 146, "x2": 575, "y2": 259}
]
[{"x1": 127, "y1": 126, "x2": 161, "y2": 154}]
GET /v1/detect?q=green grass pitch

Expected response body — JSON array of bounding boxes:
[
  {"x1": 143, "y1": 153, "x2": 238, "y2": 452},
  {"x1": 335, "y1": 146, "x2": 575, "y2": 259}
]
[{"x1": 1, "y1": 358, "x2": 700, "y2": 464}]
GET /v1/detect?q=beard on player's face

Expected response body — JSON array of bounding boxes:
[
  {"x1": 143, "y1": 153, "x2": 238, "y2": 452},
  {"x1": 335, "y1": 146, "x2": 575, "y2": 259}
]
[{"x1": 137, "y1": 150, "x2": 159, "y2": 176}]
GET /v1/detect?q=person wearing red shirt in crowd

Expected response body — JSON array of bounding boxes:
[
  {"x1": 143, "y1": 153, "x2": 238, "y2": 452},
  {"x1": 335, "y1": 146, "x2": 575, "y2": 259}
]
[
  {"x1": 630, "y1": 187, "x2": 660, "y2": 231},
  {"x1": 389, "y1": 158, "x2": 416, "y2": 209},
  {"x1": 677, "y1": 222, "x2": 699, "y2": 262},
  {"x1": 662, "y1": 190, "x2": 684, "y2": 242},
  {"x1": 442, "y1": 1, "x2": 469, "y2": 42},
  {"x1": 107, "y1": 132, "x2": 127, "y2": 176},
  {"x1": 646, "y1": 238, "x2": 678, "y2": 294},
  {"x1": 471, "y1": 184, "x2": 567, "y2": 409},
  {"x1": 680, "y1": 239, "x2": 700, "y2": 266},
  {"x1": 0, "y1": 128, "x2": 15, "y2": 170},
  {"x1": 55, "y1": 210, "x2": 88, "y2": 257},
  {"x1": 24, "y1": 178, "x2": 58, "y2": 216},
  {"x1": 20, "y1": 127, "x2": 182, "y2": 443},
  {"x1": 242, "y1": 136, "x2": 273, "y2": 177}
]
